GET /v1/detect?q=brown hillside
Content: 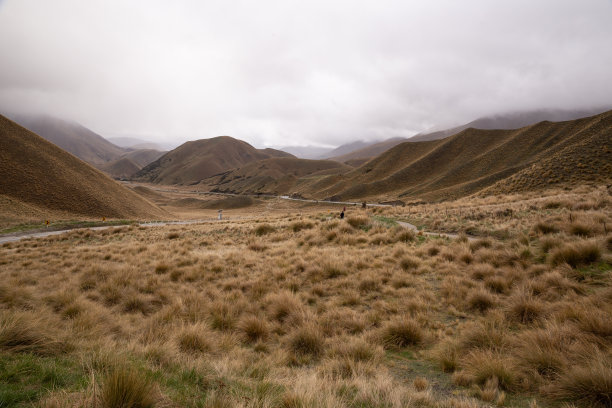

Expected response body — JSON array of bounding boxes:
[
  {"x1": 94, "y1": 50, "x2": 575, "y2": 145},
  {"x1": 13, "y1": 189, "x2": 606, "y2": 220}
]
[
  {"x1": 11, "y1": 114, "x2": 126, "y2": 166},
  {"x1": 330, "y1": 137, "x2": 407, "y2": 163},
  {"x1": 121, "y1": 148, "x2": 166, "y2": 168},
  {"x1": 201, "y1": 157, "x2": 351, "y2": 195},
  {"x1": 133, "y1": 136, "x2": 295, "y2": 185},
  {"x1": 320, "y1": 110, "x2": 612, "y2": 201},
  {"x1": 409, "y1": 107, "x2": 611, "y2": 142},
  {"x1": 204, "y1": 111, "x2": 611, "y2": 202},
  {"x1": 0, "y1": 115, "x2": 167, "y2": 222},
  {"x1": 100, "y1": 157, "x2": 141, "y2": 179}
]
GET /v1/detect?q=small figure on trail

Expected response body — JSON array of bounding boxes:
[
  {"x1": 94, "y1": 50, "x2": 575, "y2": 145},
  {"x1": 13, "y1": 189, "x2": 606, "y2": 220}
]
[
  {"x1": 218, "y1": 209, "x2": 223, "y2": 220},
  {"x1": 340, "y1": 210, "x2": 345, "y2": 219},
  {"x1": 362, "y1": 201, "x2": 367, "y2": 209}
]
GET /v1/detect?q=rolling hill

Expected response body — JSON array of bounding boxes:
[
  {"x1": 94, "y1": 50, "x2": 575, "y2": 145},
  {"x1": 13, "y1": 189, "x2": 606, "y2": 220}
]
[
  {"x1": 201, "y1": 157, "x2": 352, "y2": 195},
  {"x1": 133, "y1": 136, "x2": 295, "y2": 185},
  {"x1": 100, "y1": 157, "x2": 141, "y2": 179},
  {"x1": 204, "y1": 110, "x2": 611, "y2": 202},
  {"x1": 0, "y1": 115, "x2": 167, "y2": 222},
  {"x1": 10, "y1": 114, "x2": 126, "y2": 166},
  {"x1": 410, "y1": 107, "x2": 612, "y2": 142},
  {"x1": 329, "y1": 137, "x2": 408, "y2": 164}
]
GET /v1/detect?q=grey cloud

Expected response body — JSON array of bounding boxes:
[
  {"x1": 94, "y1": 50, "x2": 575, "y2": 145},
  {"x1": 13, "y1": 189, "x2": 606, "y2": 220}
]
[{"x1": 1, "y1": 0, "x2": 611, "y2": 148}]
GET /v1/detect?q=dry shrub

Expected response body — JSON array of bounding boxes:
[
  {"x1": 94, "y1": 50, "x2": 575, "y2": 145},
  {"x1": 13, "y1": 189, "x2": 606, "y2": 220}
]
[
  {"x1": 176, "y1": 323, "x2": 213, "y2": 354},
  {"x1": 238, "y1": 315, "x2": 269, "y2": 343},
  {"x1": 166, "y1": 232, "x2": 180, "y2": 240},
  {"x1": 287, "y1": 324, "x2": 325, "y2": 358},
  {"x1": 254, "y1": 223, "x2": 275, "y2": 236},
  {"x1": 380, "y1": 318, "x2": 424, "y2": 349},
  {"x1": 100, "y1": 366, "x2": 156, "y2": 408},
  {"x1": 466, "y1": 289, "x2": 496, "y2": 313},
  {"x1": 549, "y1": 241, "x2": 601, "y2": 268},
  {"x1": 546, "y1": 354, "x2": 612, "y2": 408},
  {"x1": 457, "y1": 350, "x2": 519, "y2": 391},
  {"x1": 346, "y1": 215, "x2": 370, "y2": 229},
  {"x1": 0, "y1": 311, "x2": 68, "y2": 355}
]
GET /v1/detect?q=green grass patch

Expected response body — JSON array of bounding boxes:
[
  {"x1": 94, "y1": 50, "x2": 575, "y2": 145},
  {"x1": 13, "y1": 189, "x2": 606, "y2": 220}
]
[
  {"x1": 372, "y1": 215, "x2": 398, "y2": 227},
  {"x1": 0, "y1": 352, "x2": 87, "y2": 407}
]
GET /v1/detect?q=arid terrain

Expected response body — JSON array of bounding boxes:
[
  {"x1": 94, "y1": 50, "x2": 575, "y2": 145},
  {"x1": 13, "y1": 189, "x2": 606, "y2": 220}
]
[{"x1": 1, "y1": 183, "x2": 610, "y2": 407}]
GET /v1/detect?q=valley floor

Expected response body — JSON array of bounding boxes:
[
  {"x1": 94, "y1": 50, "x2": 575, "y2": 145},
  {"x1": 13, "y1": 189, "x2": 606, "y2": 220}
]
[{"x1": 0, "y1": 185, "x2": 610, "y2": 407}]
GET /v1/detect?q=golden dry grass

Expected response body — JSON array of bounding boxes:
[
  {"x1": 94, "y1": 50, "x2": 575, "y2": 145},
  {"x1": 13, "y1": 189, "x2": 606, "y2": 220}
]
[{"x1": 0, "y1": 185, "x2": 610, "y2": 407}]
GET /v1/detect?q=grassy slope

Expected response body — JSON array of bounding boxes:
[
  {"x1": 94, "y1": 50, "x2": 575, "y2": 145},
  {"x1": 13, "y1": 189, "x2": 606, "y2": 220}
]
[
  {"x1": 11, "y1": 114, "x2": 125, "y2": 167},
  {"x1": 0, "y1": 115, "x2": 167, "y2": 222},
  {"x1": 315, "y1": 110, "x2": 612, "y2": 201},
  {"x1": 202, "y1": 157, "x2": 352, "y2": 195},
  {"x1": 133, "y1": 137, "x2": 294, "y2": 185}
]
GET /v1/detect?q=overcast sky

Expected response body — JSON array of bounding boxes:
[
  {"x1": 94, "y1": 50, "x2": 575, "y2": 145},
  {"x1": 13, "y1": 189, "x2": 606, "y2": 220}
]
[{"x1": 1, "y1": 0, "x2": 611, "y2": 148}]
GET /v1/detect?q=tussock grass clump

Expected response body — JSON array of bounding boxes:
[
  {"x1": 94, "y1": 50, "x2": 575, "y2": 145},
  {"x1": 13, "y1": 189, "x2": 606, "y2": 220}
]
[
  {"x1": 154, "y1": 263, "x2": 169, "y2": 274},
  {"x1": 209, "y1": 301, "x2": 240, "y2": 331},
  {"x1": 238, "y1": 315, "x2": 269, "y2": 343},
  {"x1": 547, "y1": 355, "x2": 612, "y2": 408},
  {"x1": 393, "y1": 228, "x2": 416, "y2": 243},
  {"x1": 549, "y1": 241, "x2": 601, "y2": 268},
  {"x1": 254, "y1": 223, "x2": 275, "y2": 236},
  {"x1": 329, "y1": 337, "x2": 382, "y2": 363},
  {"x1": 291, "y1": 221, "x2": 314, "y2": 232},
  {"x1": 431, "y1": 341, "x2": 460, "y2": 372},
  {"x1": 459, "y1": 318, "x2": 509, "y2": 351},
  {"x1": 399, "y1": 255, "x2": 420, "y2": 271},
  {"x1": 533, "y1": 222, "x2": 560, "y2": 235},
  {"x1": 176, "y1": 323, "x2": 213, "y2": 354},
  {"x1": 505, "y1": 292, "x2": 546, "y2": 325},
  {"x1": 466, "y1": 289, "x2": 496, "y2": 313},
  {"x1": 380, "y1": 319, "x2": 424, "y2": 349},
  {"x1": 346, "y1": 215, "x2": 370, "y2": 229},
  {"x1": 457, "y1": 350, "x2": 519, "y2": 391},
  {"x1": 539, "y1": 236, "x2": 562, "y2": 254},
  {"x1": 166, "y1": 232, "x2": 180, "y2": 240},
  {"x1": 248, "y1": 242, "x2": 267, "y2": 252},
  {"x1": 0, "y1": 311, "x2": 68, "y2": 355},
  {"x1": 267, "y1": 291, "x2": 303, "y2": 325},
  {"x1": 287, "y1": 324, "x2": 324, "y2": 358},
  {"x1": 100, "y1": 366, "x2": 156, "y2": 408}
]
